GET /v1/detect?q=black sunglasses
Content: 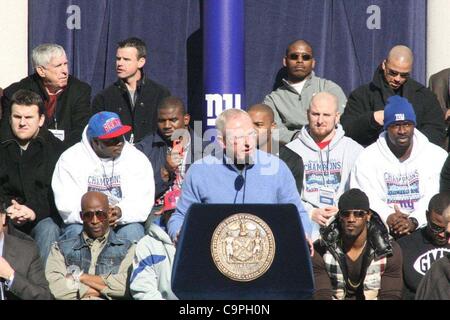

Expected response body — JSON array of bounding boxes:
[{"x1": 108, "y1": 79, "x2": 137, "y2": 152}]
[
  {"x1": 429, "y1": 220, "x2": 446, "y2": 234},
  {"x1": 288, "y1": 53, "x2": 313, "y2": 61},
  {"x1": 386, "y1": 67, "x2": 410, "y2": 79},
  {"x1": 80, "y1": 210, "x2": 108, "y2": 222},
  {"x1": 98, "y1": 136, "x2": 124, "y2": 147},
  {"x1": 339, "y1": 210, "x2": 369, "y2": 219}
]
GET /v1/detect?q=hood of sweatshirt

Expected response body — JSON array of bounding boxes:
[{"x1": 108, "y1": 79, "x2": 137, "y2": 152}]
[{"x1": 148, "y1": 223, "x2": 174, "y2": 246}]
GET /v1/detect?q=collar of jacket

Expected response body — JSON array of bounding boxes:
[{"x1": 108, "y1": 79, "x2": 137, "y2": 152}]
[
  {"x1": 319, "y1": 209, "x2": 393, "y2": 261},
  {"x1": 0, "y1": 125, "x2": 52, "y2": 147},
  {"x1": 72, "y1": 228, "x2": 127, "y2": 250},
  {"x1": 115, "y1": 70, "x2": 147, "y2": 92},
  {"x1": 30, "y1": 73, "x2": 71, "y2": 101},
  {"x1": 281, "y1": 71, "x2": 315, "y2": 95}
]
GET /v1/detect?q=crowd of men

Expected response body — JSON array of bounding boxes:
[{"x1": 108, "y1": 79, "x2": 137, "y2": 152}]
[{"x1": 0, "y1": 37, "x2": 449, "y2": 300}]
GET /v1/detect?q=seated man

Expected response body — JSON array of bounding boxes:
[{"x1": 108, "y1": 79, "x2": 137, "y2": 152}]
[
  {"x1": 0, "y1": 197, "x2": 52, "y2": 300},
  {"x1": 415, "y1": 203, "x2": 450, "y2": 300},
  {"x1": 341, "y1": 45, "x2": 445, "y2": 147},
  {"x1": 263, "y1": 39, "x2": 347, "y2": 144},
  {"x1": 130, "y1": 222, "x2": 177, "y2": 300},
  {"x1": 351, "y1": 96, "x2": 447, "y2": 238},
  {"x1": 1, "y1": 43, "x2": 91, "y2": 147},
  {"x1": 92, "y1": 37, "x2": 171, "y2": 143},
  {"x1": 286, "y1": 92, "x2": 363, "y2": 240},
  {"x1": 52, "y1": 111, "x2": 155, "y2": 243},
  {"x1": 428, "y1": 68, "x2": 450, "y2": 150},
  {"x1": 312, "y1": 188, "x2": 403, "y2": 300},
  {"x1": 0, "y1": 89, "x2": 64, "y2": 262},
  {"x1": 45, "y1": 191, "x2": 135, "y2": 300},
  {"x1": 167, "y1": 108, "x2": 312, "y2": 244},
  {"x1": 397, "y1": 192, "x2": 450, "y2": 299},
  {"x1": 247, "y1": 103, "x2": 304, "y2": 195},
  {"x1": 135, "y1": 96, "x2": 205, "y2": 229}
]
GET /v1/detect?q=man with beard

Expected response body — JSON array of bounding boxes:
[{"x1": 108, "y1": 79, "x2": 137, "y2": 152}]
[
  {"x1": 312, "y1": 188, "x2": 403, "y2": 300},
  {"x1": 397, "y1": 192, "x2": 450, "y2": 299},
  {"x1": 263, "y1": 39, "x2": 347, "y2": 144},
  {"x1": 341, "y1": 45, "x2": 445, "y2": 147},
  {"x1": 167, "y1": 109, "x2": 311, "y2": 245},
  {"x1": 350, "y1": 96, "x2": 447, "y2": 238}
]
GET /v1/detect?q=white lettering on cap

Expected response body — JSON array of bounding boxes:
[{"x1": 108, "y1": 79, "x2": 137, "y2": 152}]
[{"x1": 395, "y1": 113, "x2": 405, "y2": 121}]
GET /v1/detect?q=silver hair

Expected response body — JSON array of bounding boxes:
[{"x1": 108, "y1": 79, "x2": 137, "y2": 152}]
[
  {"x1": 215, "y1": 108, "x2": 250, "y2": 136},
  {"x1": 32, "y1": 44, "x2": 66, "y2": 68}
]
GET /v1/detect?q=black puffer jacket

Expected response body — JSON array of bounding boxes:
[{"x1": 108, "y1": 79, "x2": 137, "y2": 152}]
[
  {"x1": 0, "y1": 127, "x2": 65, "y2": 234},
  {"x1": 341, "y1": 65, "x2": 445, "y2": 147}
]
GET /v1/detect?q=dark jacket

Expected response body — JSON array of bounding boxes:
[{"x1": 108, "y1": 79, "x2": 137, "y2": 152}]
[
  {"x1": 428, "y1": 68, "x2": 450, "y2": 114},
  {"x1": 278, "y1": 144, "x2": 303, "y2": 194},
  {"x1": 135, "y1": 129, "x2": 207, "y2": 198},
  {"x1": 341, "y1": 65, "x2": 446, "y2": 147},
  {"x1": 56, "y1": 230, "x2": 133, "y2": 275},
  {"x1": 1, "y1": 73, "x2": 92, "y2": 148},
  {"x1": 415, "y1": 253, "x2": 450, "y2": 300},
  {"x1": 313, "y1": 211, "x2": 402, "y2": 300},
  {"x1": 92, "y1": 76, "x2": 171, "y2": 143},
  {"x1": 2, "y1": 233, "x2": 53, "y2": 300},
  {"x1": 0, "y1": 127, "x2": 65, "y2": 234}
]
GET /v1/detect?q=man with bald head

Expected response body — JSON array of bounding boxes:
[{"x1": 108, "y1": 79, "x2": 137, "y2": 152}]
[
  {"x1": 46, "y1": 191, "x2": 135, "y2": 299},
  {"x1": 263, "y1": 39, "x2": 347, "y2": 144},
  {"x1": 341, "y1": 45, "x2": 445, "y2": 147},
  {"x1": 286, "y1": 92, "x2": 363, "y2": 240},
  {"x1": 248, "y1": 103, "x2": 304, "y2": 194},
  {"x1": 167, "y1": 108, "x2": 312, "y2": 245}
]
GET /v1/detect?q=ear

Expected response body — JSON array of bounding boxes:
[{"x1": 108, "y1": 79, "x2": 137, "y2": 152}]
[
  {"x1": 217, "y1": 134, "x2": 226, "y2": 149},
  {"x1": 38, "y1": 114, "x2": 45, "y2": 127},
  {"x1": 138, "y1": 57, "x2": 146, "y2": 69},
  {"x1": 36, "y1": 66, "x2": 46, "y2": 78},
  {"x1": 311, "y1": 58, "x2": 316, "y2": 69},
  {"x1": 382, "y1": 60, "x2": 387, "y2": 71},
  {"x1": 335, "y1": 112, "x2": 341, "y2": 125},
  {"x1": 282, "y1": 56, "x2": 287, "y2": 68},
  {"x1": 367, "y1": 211, "x2": 372, "y2": 221},
  {"x1": 183, "y1": 114, "x2": 191, "y2": 126},
  {"x1": 271, "y1": 122, "x2": 276, "y2": 131}
]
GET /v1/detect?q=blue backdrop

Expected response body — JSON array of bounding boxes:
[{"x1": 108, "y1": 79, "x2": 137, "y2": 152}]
[{"x1": 28, "y1": 0, "x2": 427, "y2": 121}]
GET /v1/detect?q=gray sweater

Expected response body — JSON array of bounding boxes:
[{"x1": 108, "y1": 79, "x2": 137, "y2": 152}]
[{"x1": 263, "y1": 72, "x2": 347, "y2": 144}]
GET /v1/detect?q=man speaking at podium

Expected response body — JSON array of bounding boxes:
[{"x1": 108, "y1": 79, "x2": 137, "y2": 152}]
[{"x1": 167, "y1": 109, "x2": 311, "y2": 244}]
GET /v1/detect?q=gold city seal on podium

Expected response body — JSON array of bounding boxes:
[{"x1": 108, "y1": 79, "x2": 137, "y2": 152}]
[{"x1": 211, "y1": 213, "x2": 276, "y2": 282}]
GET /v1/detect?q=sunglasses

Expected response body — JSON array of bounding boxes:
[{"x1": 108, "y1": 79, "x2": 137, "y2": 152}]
[
  {"x1": 98, "y1": 136, "x2": 124, "y2": 147},
  {"x1": 429, "y1": 220, "x2": 446, "y2": 234},
  {"x1": 386, "y1": 67, "x2": 410, "y2": 79},
  {"x1": 339, "y1": 210, "x2": 369, "y2": 219},
  {"x1": 80, "y1": 210, "x2": 108, "y2": 222},
  {"x1": 288, "y1": 53, "x2": 313, "y2": 61}
]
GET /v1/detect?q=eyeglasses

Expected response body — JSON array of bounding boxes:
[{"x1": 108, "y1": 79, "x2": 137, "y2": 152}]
[
  {"x1": 98, "y1": 136, "x2": 124, "y2": 147},
  {"x1": 386, "y1": 67, "x2": 410, "y2": 79},
  {"x1": 339, "y1": 210, "x2": 369, "y2": 219},
  {"x1": 80, "y1": 210, "x2": 108, "y2": 222},
  {"x1": 288, "y1": 53, "x2": 313, "y2": 61},
  {"x1": 429, "y1": 220, "x2": 446, "y2": 234},
  {"x1": 227, "y1": 130, "x2": 257, "y2": 142}
]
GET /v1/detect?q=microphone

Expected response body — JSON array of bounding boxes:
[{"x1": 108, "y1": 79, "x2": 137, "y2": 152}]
[{"x1": 233, "y1": 166, "x2": 247, "y2": 204}]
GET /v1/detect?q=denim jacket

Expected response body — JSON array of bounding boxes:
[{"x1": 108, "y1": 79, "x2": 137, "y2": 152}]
[{"x1": 57, "y1": 230, "x2": 133, "y2": 275}]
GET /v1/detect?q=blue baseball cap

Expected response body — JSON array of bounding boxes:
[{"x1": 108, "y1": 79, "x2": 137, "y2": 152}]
[
  {"x1": 383, "y1": 96, "x2": 416, "y2": 130},
  {"x1": 87, "y1": 112, "x2": 131, "y2": 140}
]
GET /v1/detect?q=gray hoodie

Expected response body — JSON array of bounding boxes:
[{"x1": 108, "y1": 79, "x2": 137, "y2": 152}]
[{"x1": 286, "y1": 124, "x2": 363, "y2": 240}]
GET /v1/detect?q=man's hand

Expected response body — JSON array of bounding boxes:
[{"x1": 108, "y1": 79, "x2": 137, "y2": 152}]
[
  {"x1": 373, "y1": 110, "x2": 384, "y2": 126},
  {"x1": 311, "y1": 206, "x2": 338, "y2": 226},
  {"x1": 0, "y1": 257, "x2": 14, "y2": 280},
  {"x1": 386, "y1": 205, "x2": 410, "y2": 236},
  {"x1": 108, "y1": 206, "x2": 122, "y2": 227},
  {"x1": 445, "y1": 109, "x2": 450, "y2": 122},
  {"x1": 306, "y1": 236, "x2": 314, "y2": 257},
  {"x1": 6, "y1": 200, "x2": 36, "y2": 225}
]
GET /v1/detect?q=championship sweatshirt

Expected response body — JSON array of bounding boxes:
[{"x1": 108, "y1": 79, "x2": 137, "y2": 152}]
[
  {"x1": 350, "y1": 129, "x2": 447, "y2": 226},
  {"x1": 52, "y1": 127, "x2": 155, "y2": 225},
  {"x1": 287, "y1": 124, "x2": 363, "y2": 240}
]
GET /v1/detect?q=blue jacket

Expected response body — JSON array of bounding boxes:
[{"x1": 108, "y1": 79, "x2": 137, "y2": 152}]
[
  {"x1": 167, "y1": 149, "x2": 311, "y2": 239},
  {"x1": 57, "y1": 230, "x2": 133, "y2": 275}
]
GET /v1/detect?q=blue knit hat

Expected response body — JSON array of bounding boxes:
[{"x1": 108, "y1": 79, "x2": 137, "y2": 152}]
[{"x1": 383, "y1": 96, "x2": 416, "y2": 130}]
